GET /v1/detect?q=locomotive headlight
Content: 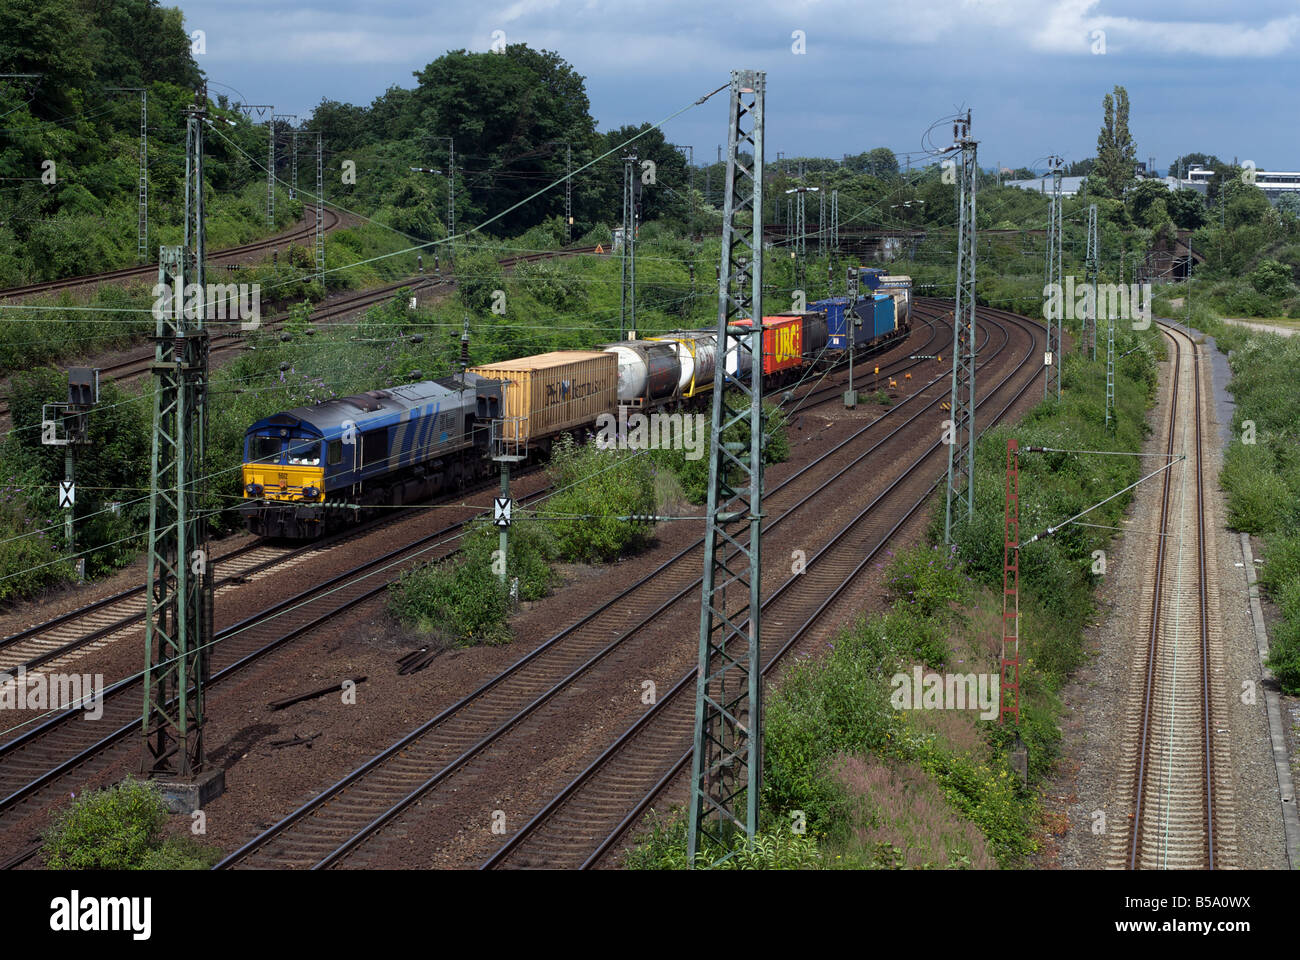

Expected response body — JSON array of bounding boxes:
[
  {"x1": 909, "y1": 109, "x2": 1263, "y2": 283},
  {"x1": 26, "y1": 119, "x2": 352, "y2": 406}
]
[
  {"x1": 302, "y1": 486, "x2": 320, "y2": 500},
  {"x1": 245, "y1": 483, "x2": 263, "y2": 497}
]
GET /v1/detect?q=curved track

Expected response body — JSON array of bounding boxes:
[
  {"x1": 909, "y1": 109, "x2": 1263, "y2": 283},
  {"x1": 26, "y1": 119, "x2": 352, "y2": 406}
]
[
  {"x1": 482, "y1": 301, "x2": 1046, "y2": 870},
  {"x1": 215, "y1": 300, "x2": 1042, "y2": 870},
  {"x1": 0, "y1": 300, "x2": 927, "y2": 861},
  {"x1": 0, "y1": 209, "x2": 344, "y2": 301}
]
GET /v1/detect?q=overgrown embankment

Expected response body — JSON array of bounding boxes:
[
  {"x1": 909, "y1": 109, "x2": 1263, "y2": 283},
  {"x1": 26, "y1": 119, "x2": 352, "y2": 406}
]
[
  {"x1": 1215, "y1": 327, "x2": 1300, "y2": 690},
  {"x1": 630, "y1": 323, "x2": 1164, "y2": 869}
]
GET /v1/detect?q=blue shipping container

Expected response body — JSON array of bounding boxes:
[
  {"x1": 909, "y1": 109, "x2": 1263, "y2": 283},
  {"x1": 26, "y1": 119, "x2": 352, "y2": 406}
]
[
  {"x1": 872, "y1": 294, "x2": 896, "y2": 342},
  {"x1": 812, "y1": 296, "x2": 873, "y2": 350}
]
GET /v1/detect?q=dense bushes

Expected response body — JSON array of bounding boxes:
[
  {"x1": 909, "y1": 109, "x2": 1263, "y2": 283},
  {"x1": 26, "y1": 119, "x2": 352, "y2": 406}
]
[
  {"x1": 631, "y1": 323, "x2": 1163, "y2": 870},
  {"x1": 1217, "y1": 329, "x2": 1300, "y2": 690},
  {"x1": 388, "y1": 518, "x2": 556, "y2": 645},
  {"x1": 535, "y1": 435, "x2": 656, "y2": 562},
  {"x1": 43, "y1": 778, "x2": 218, "y2": 870}
]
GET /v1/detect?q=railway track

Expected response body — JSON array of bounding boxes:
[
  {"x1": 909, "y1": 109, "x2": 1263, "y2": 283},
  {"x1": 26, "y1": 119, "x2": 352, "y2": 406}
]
[
  {"x1": 215, "y1": 301, "x2": 1038, "y2": 869},
  {"x1": 0, "y1": 209, "x2": 345, "y2": 302},
  {"x1": 1115, "y1": 322, "x2": 1233, "y2": 869},
  {"x1": 481, "y1": 302, "x2": 1046, "y2": 869},
  {"x1": 0, "y1": 246, "x2": 602, "y2": 422},
  {"x1": 0, "y1": 301, "x2": 941, "y2": 866},
  {"x1": 0, "y1": 539, "x2": 294, "y2": 681},
  {"x1": 0, "y1": 468, "x2": 564, "y2": 843}
]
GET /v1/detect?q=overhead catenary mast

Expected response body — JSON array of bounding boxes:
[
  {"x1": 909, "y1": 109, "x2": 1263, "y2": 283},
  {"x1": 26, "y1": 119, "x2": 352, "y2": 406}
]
[
  {"x1": 943, "y1": 111, "x2": 978, "y2": 543},
  {"x1": 687, "y1": 68, "x2": 765, "y2": 866},
  {"x1": 140, "y1": 86, "x2": 222, "y2": 812}
]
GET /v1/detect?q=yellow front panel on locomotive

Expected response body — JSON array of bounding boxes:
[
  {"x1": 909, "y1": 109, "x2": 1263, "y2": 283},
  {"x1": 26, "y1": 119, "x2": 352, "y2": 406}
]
[{"x1": 242, "y1": 463, "x2": 325, "y2": 502}]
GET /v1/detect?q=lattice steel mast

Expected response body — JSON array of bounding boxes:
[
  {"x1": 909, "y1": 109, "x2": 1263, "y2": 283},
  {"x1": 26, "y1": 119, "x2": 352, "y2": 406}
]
[
  {"x1": 266, "y1": 111, "x2": 275, "y2": 227},
  {"x1": 140, "y1": 88, "x2": 215, "y2": 792},
  {"x1": 687, "y1": 68, "x2": 765, "y2": 866},
  {"x1": 1085, "y1": 202, "x2": 1099, "y2": 360},
  {"x1": 943, "y1": 112, "x2": 977, "y2": 544},
  {"x1": 1001, "y1": 438, "x2": 1021, "y2": 724},
  {"x1": 1044, "y1": 156, "x2": 1063, "y2": 400},
  {"x1": 107, "y1": 88, "x2": 149, "y2": 262},
  {"x1": 312, "y1": 131, "x2": 325, "y2": 287},
  {"x1": 620, "y1": 154, "x2": 637, "y2": 340}
]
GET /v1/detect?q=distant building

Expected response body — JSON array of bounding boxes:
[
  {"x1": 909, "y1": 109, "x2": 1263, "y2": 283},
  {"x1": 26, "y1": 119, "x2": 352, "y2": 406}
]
[
  {"x1": 1001, "y1": 163, "x2": 1299, "y2": 207},
  {"x1": 1171, "y1": 165, "x2": 1300, "y2": 205},
  {"x1": 1001, "y1": 175, "x2": 1087, "y2": 197}
]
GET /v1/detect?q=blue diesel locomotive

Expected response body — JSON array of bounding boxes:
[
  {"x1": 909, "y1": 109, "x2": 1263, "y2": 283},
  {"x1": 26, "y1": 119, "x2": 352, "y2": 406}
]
[{"x1": 238, "y1": 372, "x2": 502, "y2": 538}]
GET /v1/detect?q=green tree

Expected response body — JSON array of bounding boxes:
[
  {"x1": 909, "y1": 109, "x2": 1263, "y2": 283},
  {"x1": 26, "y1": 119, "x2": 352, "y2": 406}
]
[
  {"x1": 1127, "y1": 178, "x2": 1173, "y2": 228},
  {"x1": 592, "y1": 123, "x2": 690, "y2": 229},
  {"x1": 410, "y1": 45, "x2": 598, "y2": 235},
  {"x1": 1095, "y1": 86, "x2": 1137, "y2": 199},
  {"x1": 1221, "y1": 178, "x2": 1271, "y2": 230},
  {"x1": 1167, "y1": 152, "x2": 1221, "y2": 180},
  {"x1": 1166, "y1": 188, "x2": 1206, "y2": 229}
]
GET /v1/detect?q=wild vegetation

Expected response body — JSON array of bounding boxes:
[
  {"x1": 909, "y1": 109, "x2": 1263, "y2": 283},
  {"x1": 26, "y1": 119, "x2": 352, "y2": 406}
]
[
  {"x1": 1215, "y1": 328, "x2": 1300, "y2": 692},
  {"x1": 42, "y1": 777, "x2": 220, "y2": 870},
  {"x1": 631, "y1": 325, "x2": 1163, "y2": 869}
]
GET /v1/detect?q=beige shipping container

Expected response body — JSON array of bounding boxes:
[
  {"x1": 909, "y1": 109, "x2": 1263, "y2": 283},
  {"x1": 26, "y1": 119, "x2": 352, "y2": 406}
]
[{"x1": 468, "y1": 350, "x2": 617, "y2": 446}]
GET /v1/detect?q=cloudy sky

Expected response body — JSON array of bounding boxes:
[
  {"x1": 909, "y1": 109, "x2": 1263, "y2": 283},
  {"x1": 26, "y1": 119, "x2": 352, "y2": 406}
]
[{"x1": 177, "y1": 0, "x2": 1299, "y2": 174}]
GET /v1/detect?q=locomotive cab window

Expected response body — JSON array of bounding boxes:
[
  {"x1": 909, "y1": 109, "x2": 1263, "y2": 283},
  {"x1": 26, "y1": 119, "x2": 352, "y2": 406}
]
[
  {"x1": 328, "y1": 440, "x2": 343, "y2": 465},
  {"x1": 253, "y1": 436, "x2": 282, "y2": 462},
  {"x1": 287, "y1": 439, "x2": 320, "y2": 465}
]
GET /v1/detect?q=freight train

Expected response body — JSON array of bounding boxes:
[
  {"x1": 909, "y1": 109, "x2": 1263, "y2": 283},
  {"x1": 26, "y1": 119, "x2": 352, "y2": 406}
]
[{"x1": 238, "y1": 273, "x2": 912, "y2": 538}]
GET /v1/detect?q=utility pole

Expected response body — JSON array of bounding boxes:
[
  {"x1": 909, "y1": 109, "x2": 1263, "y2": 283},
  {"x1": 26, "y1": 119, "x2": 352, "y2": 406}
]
[
  {"x1": 1105, "y1": 283, "x2": 1116, "y2": 431},
  {"x1": 237, "y1": 105, "x2": 275, "y2": 227},
  {"x1": 943, "y1": 111, "x2": 978, "y2": 543},
  {"x1": 1044, "y1": 155, "x2": 1063, "y2": 401},
  {"x1": 447, "y1": 138, "x2": 455, "y2": 253},
  {"x1": 547, "y1": 141, "x2": 575, "y2": 244},
  {"x1": 818, "y1": 186, "x2": 827, "y2": 258},
  {"x1": 314, "y1": 131, "x2": 325, "y2": 287},
  {"x1": 688, "y1": 68, "x2": 765, "y2": 867},
  {"x1": 109, "y1": 88, "x2": 149, "y2": 263},
  {"x1": 672, "y1": 144, "x2": 695, "y2": 240},
  {"x1": 831, "y1": 189, "x2": 839, "y2": 257},
  {"x1": 1001, "y1": 438, "x2": 1020, "y2": 724},
  {"x1": 266, "y1": 113, "x2": 275, "y2": 227},
  {"x1": 1085, "y1": 203, "x2": 1099, "y2": 361},
  {"x1": 424, "y1": 136, "x2": 455, "y2": 262},
  {"x1": 273, "y1": 115, "x2": 297, "y2": 201},
  {"x1": 620, "y1": 154, "x2": 638, "y2": 340},
  {"x1": 845, "y1": 267, "x2": 859, "y2": 408},
  {"x1": 785, "y1": 185, "x2": 817, "y2": 297},
  {"x1": 140, "y1": 88, "x2": 221, "y2": 812}
]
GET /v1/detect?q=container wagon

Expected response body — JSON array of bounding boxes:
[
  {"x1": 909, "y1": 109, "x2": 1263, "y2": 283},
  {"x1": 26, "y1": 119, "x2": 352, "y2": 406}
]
[
  {"x1": 598, "y1": 340, "x2": 681, "y2": 407},
  {"x1": 645, "y1": 331, "x2": 719, "y2": 400},
  {"x1": 467, "y1": 350, "x2": 617, "y2": 449},
  {"x1": 877, "y1": 275, "x2": 912, "y2": 331}
]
